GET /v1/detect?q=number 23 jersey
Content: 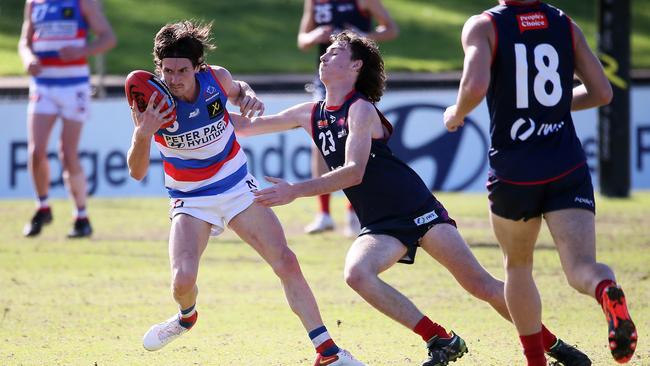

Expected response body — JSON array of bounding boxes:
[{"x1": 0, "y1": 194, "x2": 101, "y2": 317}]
[
  {"x1": 310, "y1": 91, "x2": 435, "y2": 227},
  {"x1": 485, "y1": 1, "x2": 586, "y2": 183}
]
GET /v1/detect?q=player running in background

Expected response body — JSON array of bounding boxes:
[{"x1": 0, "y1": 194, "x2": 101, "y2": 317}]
[
  {"x1": 298, "y1": 0, "x2": 398, "y2": 236},
  {"x1": 127, "y1": 20, "x2": 365, "y2": 366},
  {"x1": 443, "y1": 1, "x2": 637, "y2": 365},
  {"x1": 233, "y1": 31, "x2": 592, "y2": 366},
  {"x1": 18, "y1": 0, "x2": 116, "y2": 238}
]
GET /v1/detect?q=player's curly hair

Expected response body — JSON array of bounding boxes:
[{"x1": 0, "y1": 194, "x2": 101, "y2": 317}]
[
  {"x1": 331, "y1": 31, "x2": 386, "y2": 103},
  {"x1": 153, "y1": 20, "x2": 216, "y2": 71}
]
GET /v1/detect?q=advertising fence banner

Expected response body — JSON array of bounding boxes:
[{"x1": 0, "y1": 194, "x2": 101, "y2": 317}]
[{"x1": 2, "y1": 87, "x2": 649, "y2": 198}]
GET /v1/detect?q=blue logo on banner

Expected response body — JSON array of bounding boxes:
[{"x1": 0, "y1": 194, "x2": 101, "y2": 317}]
[{"x1": 384, "y1": 103, "x2": 488, "y2": 191}]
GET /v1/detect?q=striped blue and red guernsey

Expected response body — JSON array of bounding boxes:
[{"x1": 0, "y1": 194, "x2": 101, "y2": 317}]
[
  {"x1": 29, "y1": 0, "x2": 90, "y2": 86},
  {"x1": 153, "y1": 68, "x2": 248, "y2": 199}
]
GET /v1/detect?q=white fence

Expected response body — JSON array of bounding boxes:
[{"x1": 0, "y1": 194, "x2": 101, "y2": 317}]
[{"x1": 1, "y1": 87, "x2": 649, "y2": 198}]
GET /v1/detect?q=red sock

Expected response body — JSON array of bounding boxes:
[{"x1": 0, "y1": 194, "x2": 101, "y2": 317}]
[
  {"x1": 595, "y1": 279, "x2": 616, "y2": 305},
  {"x1": 413, "y1": 316, "x2": 450, "y2": 342},
  {"x1": 520, "y1": 331, "x2": 546, "y2": 366},
  {"x1": 318, "y1": 194, "x2": 331, "y2": 214},
  {"x1": 541, "y1": 324, "x2": 557, "y2": 352}
]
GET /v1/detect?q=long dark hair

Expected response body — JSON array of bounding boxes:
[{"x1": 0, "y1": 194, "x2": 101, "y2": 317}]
[
  {"x1": 331, "y1": 30, "x2": 386, "y2": 103},
  {"x1": 153, "y1": 20, "x2": 215, "y2": 72}
]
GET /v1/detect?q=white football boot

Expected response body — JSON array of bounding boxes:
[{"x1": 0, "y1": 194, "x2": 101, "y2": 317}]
[
  {"x1": 304, "y1": 213, "x2": 335, "y2": 234},
  {"x1": 343, "y1": 210, "x2": 361, "y2": 238},
  {"x1": 142, "y1": 314, "x2": 189, "y2": 351},
  {"x1": 313, "y1": 349, "x2": 367, "y2": 366}
]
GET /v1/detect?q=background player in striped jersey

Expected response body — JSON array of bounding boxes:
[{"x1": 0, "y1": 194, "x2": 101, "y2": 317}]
[
  {"x1": 443, "y1": 1, "x2": 637, "y2": 365},
  {"x1": 18, "y1": 0, "x2": 116, "y2": 238},
  {"x1": 298, "y1": 0, "x2": 398, "y2": 236},
  {"x1": 127, "y1": 20, "x2": 365, "y2": 366},
  {"x1": 233, "y1": 31, "x2": 591, "y2": 366}
]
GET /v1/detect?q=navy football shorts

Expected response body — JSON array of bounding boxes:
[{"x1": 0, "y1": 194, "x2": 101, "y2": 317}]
[
  {"x1": 487, "y1": 163, "x2": 596, "y2": 221},
  {"x1": 358, "y1": 197, "x2": 457, "y2": 265}
]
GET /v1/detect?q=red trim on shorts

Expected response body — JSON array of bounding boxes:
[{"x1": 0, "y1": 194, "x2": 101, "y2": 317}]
[{"x1": 496, "y1": 161, "x2": 586, "y2": 186}]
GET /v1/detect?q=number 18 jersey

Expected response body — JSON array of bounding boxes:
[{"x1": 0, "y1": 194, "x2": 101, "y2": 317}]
[{"x1": 484, "y1": 1, "x2": 586, "y2": 183}]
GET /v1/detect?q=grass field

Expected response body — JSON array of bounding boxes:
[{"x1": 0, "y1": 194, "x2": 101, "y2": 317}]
[
  {"x1": 0, "y1": 193, "x2": 648, "y2": 365},
  {"x1": 1, "y1": 0, "x2": 650, "y2": 76}
]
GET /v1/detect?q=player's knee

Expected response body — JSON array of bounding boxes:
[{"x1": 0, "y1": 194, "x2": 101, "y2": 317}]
[
  {"x1": 272, "y1": 248, "x2": 300, "y2": 279},
  {"x1": 58, "y1": 147, "x2": 80, "y2": 172},
  {"x1": 172, "y1": 270, "x2": 197, "y2": 296},
  {"x1": 29, "y1": 145, "x2": 47, "y2": 165},
  {"x1": 343, "y1": 264, "x2": 373, "y2": 291}
]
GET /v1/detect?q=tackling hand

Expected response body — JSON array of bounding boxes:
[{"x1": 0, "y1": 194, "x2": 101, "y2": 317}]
[
  {"x1": 253, "y1": 176, "x2": 297, "y2": 207},
  {"x1": 238, "y1": 93, "x2": 265, "y2": 118}
]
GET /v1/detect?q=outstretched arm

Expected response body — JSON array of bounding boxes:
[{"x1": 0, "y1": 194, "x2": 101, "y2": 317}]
[
  {"x1": 231, "y1": 102, "x2": 313, "y2": 138},
  {"x1": 254, "y1": 100, "x2": 375, "y2": 207},
  {"x1": 444, "y1": 14, "x2": 493, "y2": 132}
]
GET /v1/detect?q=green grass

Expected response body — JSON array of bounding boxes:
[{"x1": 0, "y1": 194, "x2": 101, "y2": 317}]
[
  {"x1": 0, "y1": 193, "x2": 648, "y2": 365},
  {"x1": 0, "y1": 0, "x2": 649, "y2": 76}
]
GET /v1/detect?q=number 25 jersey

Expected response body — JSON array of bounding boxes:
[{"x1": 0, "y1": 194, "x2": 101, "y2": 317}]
[{"x1": 485, "y1": 1, "x2": 586, "y2": 183}]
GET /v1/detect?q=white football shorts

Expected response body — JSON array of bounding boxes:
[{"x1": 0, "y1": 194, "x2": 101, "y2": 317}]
[
  {"x1": 168, "y1": 174, "x2": 259, "y2": 236},
  {"x1": 28, "y1": 81, "x2": 91, "y2": 123}
]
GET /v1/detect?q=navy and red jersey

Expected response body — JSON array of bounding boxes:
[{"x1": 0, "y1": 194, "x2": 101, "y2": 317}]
[
  {"x1": 310, "y1": 91, "x2": 435, "y2": 227},
  {"x1": 313, "y1": 0, "x2": 372, "y2": 58},
  {"x1": 484, "y1": 1, "x2": 586, "y2": 183}
]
